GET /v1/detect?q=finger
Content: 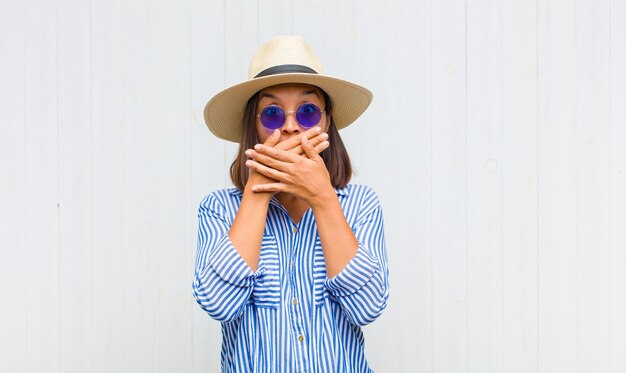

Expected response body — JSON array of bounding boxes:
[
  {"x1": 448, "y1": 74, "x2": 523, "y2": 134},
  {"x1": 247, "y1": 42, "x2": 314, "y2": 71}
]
[
  {"x1": 245, "y1": 159, "x2": 290, "y2": 181},
  {"x1": 301, "y1": 136, "x2": 321, "y2": 160},
  {"x1": 254, "y1": 143, "x2": 301, "y2": 163},
  {"x1": 313, "y1": 140, "x2": 330, "y2": 154},
  {"x1": 275, "y1": 126, "x2": 323, "y2": 151},
  {"x1": 263, "y1": 129, "x2": 281, "y2": 147},
  {"x1": 252, "y1": 182, "x2": 288, "y2": 194},
  {"x1": 290, "y1": 131, "x2": 328, "y2": 155},
  {"x1": 246, "y1": 149, "x2": 292, "y2": 173}
]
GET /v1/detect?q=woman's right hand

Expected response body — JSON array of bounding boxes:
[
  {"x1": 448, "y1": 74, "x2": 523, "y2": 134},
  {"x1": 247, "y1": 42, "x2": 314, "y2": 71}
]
[
  {"x1": 274, "y1": 126, "x2": 329, "y2": 155},
  {"x1": 245, "y1": 127, "x2": 329, "y2": 191},
  {"x1": 245, "y1": 130, "x2": 281, "y2": 190}
]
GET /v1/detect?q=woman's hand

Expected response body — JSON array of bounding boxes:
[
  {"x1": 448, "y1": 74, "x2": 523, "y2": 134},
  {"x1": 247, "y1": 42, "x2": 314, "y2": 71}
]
[
  {"x1": 273, "y1": 126, "x2": 328, "y2": 155},
  {"x1": 244, "y1": 130, "x2": 281, "y2": 191},
  {"x1": 244, "y1": 127, "x2": 330, "y2": 194},
  {"x1": 244, "y1": 135, "x2": 334, "y2": 207}
]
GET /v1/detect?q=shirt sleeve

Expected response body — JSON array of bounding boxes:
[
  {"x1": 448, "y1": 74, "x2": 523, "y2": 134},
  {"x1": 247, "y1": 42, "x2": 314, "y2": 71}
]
[
  {"x1": 192, "y1": 193, "x2": 265, "y2": 323},
  {"x1": 324, "y1": 188, "x2": 390, "y2": 326}
]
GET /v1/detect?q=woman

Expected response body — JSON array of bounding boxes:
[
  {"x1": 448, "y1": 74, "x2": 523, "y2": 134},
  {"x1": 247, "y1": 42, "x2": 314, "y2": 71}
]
[{"x1": 193, "y1": 36, "x2": 389, "y2": 372}]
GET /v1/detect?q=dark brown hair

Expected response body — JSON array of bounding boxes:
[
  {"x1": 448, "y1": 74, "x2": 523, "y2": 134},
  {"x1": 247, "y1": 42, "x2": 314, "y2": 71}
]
[{"x1": 229, "y1": 89, "x2": 353, "y2": 191}]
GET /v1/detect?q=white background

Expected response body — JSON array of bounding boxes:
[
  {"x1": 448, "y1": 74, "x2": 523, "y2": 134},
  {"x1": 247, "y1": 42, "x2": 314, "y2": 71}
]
[{"x1": 1, "y1": 0, "x2": 625, "y2": 372}]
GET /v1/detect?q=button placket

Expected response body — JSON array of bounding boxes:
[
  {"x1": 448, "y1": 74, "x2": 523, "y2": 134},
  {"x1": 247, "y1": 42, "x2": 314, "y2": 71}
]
[{"x1": 284, "y1": 213, "x2": 308, "y2": 367}]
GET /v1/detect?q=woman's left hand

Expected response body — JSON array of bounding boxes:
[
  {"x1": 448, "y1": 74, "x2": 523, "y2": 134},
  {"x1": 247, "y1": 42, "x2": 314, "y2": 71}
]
[{"x1": 244, "y1": 136, "x2": 334, "y2": 207}]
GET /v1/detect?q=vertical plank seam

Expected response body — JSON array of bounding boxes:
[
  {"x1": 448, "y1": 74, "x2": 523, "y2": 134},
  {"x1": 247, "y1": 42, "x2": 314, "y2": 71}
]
[
  {"x1": 187, "y1": 0, "x2": 195, "y2": 372},
  {"x1": 23, "y1": 0, "x2": 29, "y2": 370},
  {"x1": 535, "y1": 0, "x2": 540, "y2": 370},
  {"x1": 55, "y1": 0, "x2": 61, "y2": 370},
  {"x1": 89, "y1": 0, "x2": 94, "y2": 370},
  {"x1": 222, "y1": 0, "x2": 228, "y2": 186},
  {"x1": 429, "y1": 0, "x2": 434, "y2": 370},
  {"x1": 573, "y1": 1, "x2": 579, "y2": 369},
  {"x1": 499, "y1": 0, "x2": 505, "y2": 371},
  {"x1": 154, "y1": 0, "x2": 161, "y2": 368},
  {"x1": 608, "y1": 0, "x2": 613, "y2": 370},
  {"x1": 289, "y1": 0, "x2": 293, "y2": 34},
  {"x1": 122, "y1": 0, "x2": 129, "y2": 368},
  {"x1": 464, "y1": 0, "x2": 469, "y2": 371},
  {"x1": 91, "y1": 0, "x2": 97, "y2": 370},
  {"x1": 187, "y1": 0, "x2": 193, "y2": 367}
]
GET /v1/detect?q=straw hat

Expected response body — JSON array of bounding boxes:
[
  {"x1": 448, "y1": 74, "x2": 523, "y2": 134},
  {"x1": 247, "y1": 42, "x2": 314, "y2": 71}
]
[{"x1": 204, "y1": 36, "x2": 373, "y2": 142}]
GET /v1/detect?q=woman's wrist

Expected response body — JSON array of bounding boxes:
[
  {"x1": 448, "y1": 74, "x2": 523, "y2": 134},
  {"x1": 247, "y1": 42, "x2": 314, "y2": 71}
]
[
  {"x1": 245, "y1": 172, "x2": 274, "y2": 200},
  {"x1": 309, "y1": 185, "x2": 338, "y2": 211}
]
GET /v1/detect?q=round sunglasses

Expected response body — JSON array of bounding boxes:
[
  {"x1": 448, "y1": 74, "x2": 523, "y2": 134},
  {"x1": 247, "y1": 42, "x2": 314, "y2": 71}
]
[{"x1": 257, "y1": 103, "x2": 325, "y2": 130}]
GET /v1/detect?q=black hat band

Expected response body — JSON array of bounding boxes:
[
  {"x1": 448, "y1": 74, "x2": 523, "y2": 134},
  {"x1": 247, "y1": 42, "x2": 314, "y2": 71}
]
[{"x1": 254, "y1": 64, "x2": 318, "y2": 78}]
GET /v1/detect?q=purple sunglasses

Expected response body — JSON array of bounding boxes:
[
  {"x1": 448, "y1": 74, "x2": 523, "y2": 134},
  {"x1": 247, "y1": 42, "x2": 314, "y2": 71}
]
[{"x1": 257, "y1": 103, "x2": 325, "y2": 130}]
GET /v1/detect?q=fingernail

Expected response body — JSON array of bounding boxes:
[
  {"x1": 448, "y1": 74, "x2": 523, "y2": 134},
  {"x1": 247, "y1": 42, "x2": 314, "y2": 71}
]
[
  {"x1": 245, "y1": 149, "x2": 253, "y2": 157},
  {"x1": 323, "y1": 141, "x2": 329, "y2": 147},
  {"x1": 320, "y1": 133, "x2": 328, "y2": 140},
  {"x1": 254, "y1": 144, "x2": 261, "y2": 151},
  {"x1": 245, "y1": 160, "x2": 252, "y2": 166},
  {"x1": 315, "y1": 126, "x2": 322, "y2": 133}
]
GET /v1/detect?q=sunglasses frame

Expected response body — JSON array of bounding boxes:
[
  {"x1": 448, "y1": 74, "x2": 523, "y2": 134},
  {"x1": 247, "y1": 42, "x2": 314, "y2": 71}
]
[{"x1": 257, "y1": 103, "x2": 326, "y2": 130}]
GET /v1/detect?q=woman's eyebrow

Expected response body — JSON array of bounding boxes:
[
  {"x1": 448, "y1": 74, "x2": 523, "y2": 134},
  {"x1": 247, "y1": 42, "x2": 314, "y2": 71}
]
[
  {"x1": 301, "y1": 90, "x2": 321, "y2": 99},
  {"x1": 259, "y1": 92, "x2": 277, "y2": 100}
]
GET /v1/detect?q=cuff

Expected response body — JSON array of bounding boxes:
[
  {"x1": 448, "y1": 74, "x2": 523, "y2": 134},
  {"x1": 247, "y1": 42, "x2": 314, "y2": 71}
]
[
  {"x1": 325, "y1": 243, "x2": 380, "y2": 297},
  {"x1": 207, "y1": 234, "x2": 265, "y2": 287}
]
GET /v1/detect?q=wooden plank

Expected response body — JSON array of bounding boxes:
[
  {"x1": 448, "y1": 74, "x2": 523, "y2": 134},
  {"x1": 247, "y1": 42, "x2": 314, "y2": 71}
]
[
  {"x1": 154, "y1": 0, "x2": 193, "y2": 370},
  {"x1": 431, "y1": 0, "x2": 468, "y2": 370},
  {"x1": 292, "y1": 0, "x2": 328, "y2": 68},
  {"x1": 0, "y1": 0, "x2": 28, "y2": 371},
  {"x1": 610, "y1": 1, "x2": 626, "y2": 371},
  {"x1": 57, "y1": 0, "x2": 93, "y2": 371},
  {"x1": 190, "y1": 0, "x2": 225, "y2": 371},
  {"x1": 573, "y1": 0, "x2": 611, "y2": 371},
  {"x1": 120, "y1": 0, "x2": 159, "y2": 371},
  {"x1": 501, "y1": 0, "x2": 539, "y2": 372},
  {"x1": 466, "y1": 0, "x2": 503, "y2": 371},
  {"x1": 392, "y1": 0, "x2": 433, "y2": 371},
  {"x1": 224, "y1": 0, "x2": 258, "y2": 88},
  {"x1": 537, "y1": 0, "x2": 577, "y2": 371},
  {"x1": 90, "y1": 0, "x2": 126, "y2": 370},
  {"x1": 258, "y1": 0, "x2": 292, "y2": 41},
  {"x1": 24, "y1": 0, "x2": 60, "y2": 371}
]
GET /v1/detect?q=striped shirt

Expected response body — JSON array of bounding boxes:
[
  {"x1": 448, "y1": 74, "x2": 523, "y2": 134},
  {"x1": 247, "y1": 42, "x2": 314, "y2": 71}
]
[{"x1": 193, "y1": 184, "x2": 389, "y2": 372}]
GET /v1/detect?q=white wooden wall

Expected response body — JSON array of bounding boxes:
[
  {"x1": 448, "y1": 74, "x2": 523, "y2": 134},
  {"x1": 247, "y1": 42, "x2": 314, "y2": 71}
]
[{"x1": 1, "y1": 0, "x2": 625, "y2": 372}]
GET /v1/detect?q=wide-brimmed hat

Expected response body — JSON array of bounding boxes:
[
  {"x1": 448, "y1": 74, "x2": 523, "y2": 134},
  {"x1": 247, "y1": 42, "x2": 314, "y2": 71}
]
[{"x1": 204, "y1": 35, "x2": 373, "y2": 142}]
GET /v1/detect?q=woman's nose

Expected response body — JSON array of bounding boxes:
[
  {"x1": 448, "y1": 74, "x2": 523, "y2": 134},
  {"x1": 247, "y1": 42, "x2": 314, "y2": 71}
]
[{"x1": 281, "y1": 113, "x2": 301, "y2": 134}]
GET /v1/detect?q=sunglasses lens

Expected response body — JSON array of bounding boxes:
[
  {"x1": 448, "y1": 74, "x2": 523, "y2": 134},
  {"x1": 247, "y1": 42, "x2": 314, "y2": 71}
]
[
  {"x1": 296, "y1": 103, "x2": 322, "y2": 128},
  {"x1": 260, "y1": 106, "x2": 285, "y2": 129}
]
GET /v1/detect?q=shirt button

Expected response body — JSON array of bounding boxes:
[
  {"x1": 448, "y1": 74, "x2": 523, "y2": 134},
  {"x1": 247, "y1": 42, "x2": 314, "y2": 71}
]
[
  {"x1": 298, "y1": 335, "x2": 304, "y2": 342},
  {"x1": 292, "y1": 227, "x2": 297, "y2": 233},
  {"x1": 292, "y1": 298, "x2": 298, "y2": 305}
]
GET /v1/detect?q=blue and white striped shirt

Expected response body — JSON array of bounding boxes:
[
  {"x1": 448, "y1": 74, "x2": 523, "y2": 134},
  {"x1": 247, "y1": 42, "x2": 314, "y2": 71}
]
[{"x1": 193, "y1": 184, "x2": 389, "y2": 372}]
